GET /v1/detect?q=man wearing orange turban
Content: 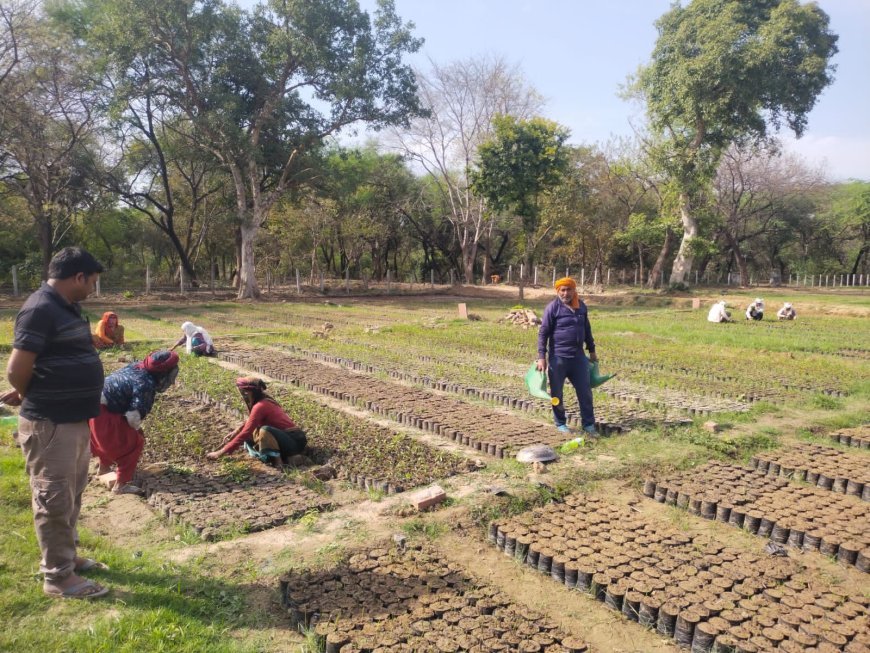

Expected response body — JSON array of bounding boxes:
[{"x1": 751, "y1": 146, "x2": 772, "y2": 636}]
[{"x1": 536, "y1": 278, "x2": 598, "y2": 436}]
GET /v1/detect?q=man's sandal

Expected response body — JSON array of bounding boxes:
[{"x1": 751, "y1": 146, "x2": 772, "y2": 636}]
[
  {"x1": 75, "y1": 558, "x2": 109, "y2": 572},
  {"x1": 44, "y1": 579, "x2": 109, "y2": 600}
]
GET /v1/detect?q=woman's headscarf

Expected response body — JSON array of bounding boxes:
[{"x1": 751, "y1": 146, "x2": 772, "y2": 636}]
[
  {"x1": 94, "y1": 311, "x2": 119, "y2": 344},
  {"x1": 236, "y1": 376, "x2": 268, "y2": 410},
  {"x1": 554, "y1": 277, "x2": 580, "y2": 309},
  {"x1": 180, "y1": 321, "x2": 213, "y2": 354},
  {"x1": 136, "y1": 350, "x2": 180, "y2": 392}
]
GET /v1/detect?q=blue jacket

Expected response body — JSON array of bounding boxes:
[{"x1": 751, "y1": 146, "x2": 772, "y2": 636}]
[
  {"x1": 537, "y1": 298, "x2": 595, "y2": 359},
  {"x1": 102, "y1": 363, "x2": 157, "y2": 418}
]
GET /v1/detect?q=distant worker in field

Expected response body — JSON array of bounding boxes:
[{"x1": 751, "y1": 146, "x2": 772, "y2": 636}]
[
  {"x1": 707, "y1": 300, "x2": 733, "y2": 323},
  {"x1": 536, "y1": 277, "x2": 598, "y2": 437},
  {"x1": 92, "y1": 311, "x2": 125, "y2": 349},
  {"x1": 777, "y1": 302, "x2": 797, "y2": 320},
  {"x1": 206, "y1": 377, "x2": 308, "y2": 466},
  {"x1": 170, "y1": 321, "x2": 215, "y2": 356},
  {"x1": 745, "y1": 298, "x2": 765, "y2": 321},
  {"x1": 89, "y1": 350, "x2": 179, "y2": 495}
]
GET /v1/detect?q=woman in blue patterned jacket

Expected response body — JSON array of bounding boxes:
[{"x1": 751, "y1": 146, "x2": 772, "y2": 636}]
[{"x1": 89, "y1": 350, "x2": 179, "y2": 494}]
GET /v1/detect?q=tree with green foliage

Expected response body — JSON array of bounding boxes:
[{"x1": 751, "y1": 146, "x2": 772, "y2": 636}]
[
  {"x1": 632, "y1": 0, "x2": 838, "y2": 285},
  {"x1": 62, "y1": 0, "x2": 423, "y2": 298},
  {"x1": 824, "y1": 181, "x2": 870, "y2": 276},
  {"x1": 471, "y1": 115, "x2": 569, "y2": 296}
]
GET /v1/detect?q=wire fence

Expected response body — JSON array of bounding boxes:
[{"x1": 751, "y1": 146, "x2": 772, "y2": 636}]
[{"x1": 1, "y1": 262, "x2": 868, "y2": 298}]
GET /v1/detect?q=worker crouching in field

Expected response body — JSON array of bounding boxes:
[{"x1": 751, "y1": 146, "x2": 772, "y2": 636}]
[
  {"x1": 536, "y1": 277, "x2": 598, "y2": 437},
  {"x1": 92, "y1": 311, "x2": 125, "y2": 349},
  {"x1": 746, "y1": 298, "x2": 765, "y2": 321},
  {"x1": 777, "y1": 302, "x2": 797, "y2": 320},
  {"x1": 89, "y1": 350, "x2": 179, "y2": 495},
  {"x1": 170, "y1": 321, "x2": 216, "y2": 356},
  {"x1": 206, "y1": 377, "x2": 307, "y2": 467},
  {"x1": 707, "y1": 300, "x2": 733, "y2": 323}
]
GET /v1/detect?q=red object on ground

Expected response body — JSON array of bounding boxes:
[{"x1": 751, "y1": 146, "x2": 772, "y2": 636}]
[{"x1": 89, "y1": 405, "x2": 144, "y2": 484}]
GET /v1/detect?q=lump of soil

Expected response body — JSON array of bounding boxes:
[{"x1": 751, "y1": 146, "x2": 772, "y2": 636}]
[
  {"x1": 311, "y1": 464, "x2": 336, "y2": 481},
  {"x1": 287, "y1": 454, "x2": 314, "y2": 468}
]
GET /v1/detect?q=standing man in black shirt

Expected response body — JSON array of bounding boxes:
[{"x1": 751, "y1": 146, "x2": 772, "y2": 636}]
[{"x1": 2, "y1": 247, "x2": 109, "y2": 599}]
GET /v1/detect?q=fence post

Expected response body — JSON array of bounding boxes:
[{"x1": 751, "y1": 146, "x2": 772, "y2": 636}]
[
  {"x1": 430, "y1": 269, "x2": 434, "y2": 288},
  {"x1": 95, "y1": 277, "x2": 101, "y2": 297},
  {"x1": 534, "y1": 265, "x2": 538, "y2": 286},
  {"x1": 694, "y1": 270, "x2": 698, "y2": 286},
  {"x1": 507, "y1": 265, "x2": 512, "y2": 284},
  {"x1": 552, "y1": 268, "x2": 556, "y2": 286},
  {"x1": 295, "y1": 269, "x2": 301, "y2": 294},
  {"x1": 179, "y1": 264, "x2": 185, "y2": 294},
  {"x1": 210, "y1": 259, "x2": 216, "y2": 295},
  {"x1": 593, "y1": 268, "x2": 598, "y2": 286},
  {"x1": 449, "y1": 270, "x2": 455, "y2": 286},
  {"x1": 387, "y1": 269, "x2": 392, "y2": 294},
  {"x1": 319, "y1": 271, "x2": 324, "y2": 293},
  {"x1": 11, "y1": 265, "x2": 19, "y2": 297},
  {"x1": 345, "y1": 268, "x2": 350, "y2": 294},
  {"x1": 145, "y1": 266, "x2": 151, "y2": 295},
  {"x1": 580, "y1": 269, "x2": 585, "y2": 288},
  {"x1": 607, "y1": 268, "x2": 611, "y2": 286},
  {"x1": 519, "y1": 263, "x2": 524, "y2": 282}
]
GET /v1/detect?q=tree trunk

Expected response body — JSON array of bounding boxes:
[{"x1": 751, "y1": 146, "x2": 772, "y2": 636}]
[
  {"x1": 461, "y1": 240, "x2": 477, "y2": 284},
  {"x1": 38, "y1": 217, "x2": 53, "y2": 281},
  {"x1": 165, "y1": 227, "x2": 198, "y2": 283},
  {"x1": 725, "y1": 231, "x2": 750, "y2": 288},
  {"x1": 237, "y1": 222, "x2": 261, "y2": 299},
  {"x1": 851, "y1": 246, "x2": 867, "y2": 275},
  {"x1": 637, "y1": 245, "x2": 644, "y2": 285},
  {"x1": 647, "y1": 228, "x2": 673, "y2": 288},
  {"x1": 669, "y1": 193, "x2": 698, "y2": 285}
]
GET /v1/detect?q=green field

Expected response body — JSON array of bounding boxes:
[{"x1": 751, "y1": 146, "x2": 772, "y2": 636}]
[{"x1": 1, "y1": 288, "x2": 867, "y2": 652}]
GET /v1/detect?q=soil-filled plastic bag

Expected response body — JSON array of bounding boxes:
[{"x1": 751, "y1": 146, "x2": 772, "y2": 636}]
[
  {"x1": 589, "y1": 361, "x2": 615, "y2": 388},
  {"x1": 524, "y1": 362, "x2": 551, "y2": 400}
]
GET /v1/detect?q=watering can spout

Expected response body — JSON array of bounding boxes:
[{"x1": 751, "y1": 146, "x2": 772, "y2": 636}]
[{"x1": 589, "y1": 361, "x2": 615, "y2": 388}]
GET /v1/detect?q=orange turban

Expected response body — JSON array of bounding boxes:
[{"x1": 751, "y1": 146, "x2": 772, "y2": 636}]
[{"x1": 554, "y1": 277, "x2": 579, "y2": 308}]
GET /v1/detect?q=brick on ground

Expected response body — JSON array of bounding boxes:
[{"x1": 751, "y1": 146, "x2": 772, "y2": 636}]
[{"x1": 407, "y1": 484, "x2": 446, "y2": 511}]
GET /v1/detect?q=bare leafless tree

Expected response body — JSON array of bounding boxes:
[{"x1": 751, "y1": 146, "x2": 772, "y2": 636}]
[
  {"x1": 0, "y1": 7, "x2": 102, "y2": 278},
  {"x1": 391, "y1": 55, "x2": 543, "y2": 283},
  {"x1": 713, "y1": 143, "x2": 825, "y2": 285}
]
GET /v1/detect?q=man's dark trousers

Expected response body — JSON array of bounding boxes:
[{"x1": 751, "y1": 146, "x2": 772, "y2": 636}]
[{"x1": 548, "y1": 355, "x2": 595, "y2": 429}]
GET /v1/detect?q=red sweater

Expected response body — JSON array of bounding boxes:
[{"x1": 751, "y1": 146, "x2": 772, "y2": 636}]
[{"x1": 221, "y1": 399, "x2": 298, "y2": 454}]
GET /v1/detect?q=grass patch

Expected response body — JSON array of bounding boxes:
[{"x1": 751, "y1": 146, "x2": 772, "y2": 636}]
[
  {"x1": 0, "y1": 424, "x2": 280, "y2": 652},
  {"x1": 401, "y1": 518, "x2": 447, "y2": 539},
  {"x1": 811, "y1": 394, "x2": 844, "y2": 410}
]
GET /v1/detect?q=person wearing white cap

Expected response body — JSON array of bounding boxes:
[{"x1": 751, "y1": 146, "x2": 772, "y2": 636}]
[
  {"x1": 745, "y1": 298, "x2": 765, "y2": 321},
  {"x1": 707, "y1": 300, "x2": 732, "y2": 323},
  {"x1": 777, "y1": 303, "x2": 797, "y2": 320}
]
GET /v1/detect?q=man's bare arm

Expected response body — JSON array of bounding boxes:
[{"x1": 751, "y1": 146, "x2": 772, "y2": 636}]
[{"x1": 6, "y1": 349, "x2": 37, "y2": 397}]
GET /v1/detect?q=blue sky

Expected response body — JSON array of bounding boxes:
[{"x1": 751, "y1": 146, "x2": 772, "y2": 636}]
[{"x1": 354, "y1": 0, "x2": 870, "y2": 181}]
